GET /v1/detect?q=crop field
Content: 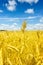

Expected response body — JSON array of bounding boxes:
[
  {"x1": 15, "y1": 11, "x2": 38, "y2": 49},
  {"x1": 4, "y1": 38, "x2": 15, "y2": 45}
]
[{"x1": 0, "y1": 31, "x2": 43, "y2": 65}]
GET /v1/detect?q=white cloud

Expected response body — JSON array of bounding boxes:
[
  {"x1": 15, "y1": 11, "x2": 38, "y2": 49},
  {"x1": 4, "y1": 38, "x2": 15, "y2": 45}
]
[
  {"x1": 5, "y1": 0, "x2": 17, "y2": 11},
  {"x1": 0, "y1": 17, "x2": 43, "y2": 30},
  {"x1": 0, "y1": 23, "x2": 43, "y2": 30},
  {"x1": 18, "y1": 0, "x2": 39, "y2": 4},
  {"x1": 28, "y1": 16, "x2": 36, "y2": 19},
  {"x1": 25, "y1": 9, "x2": 34, "y2": 14},
  {"x1": 40, "y1": 17, "x2": 43, "y2": 22},
  {"x1": 0, "y1": 17, "x2": 20, "y2": 30},
  {"x1": 0, "y1": 18, "x2": 20, "y2": 23},
  {"x1": 0, "y1": 10, "x2": 3, "y2": 13},
  {"x1": 26, "y1": 23, "x2": 43, "y2": 30},
  {"x1": 0, "y1": 16, "x2": 36, "y2": 20},
  {"x1": 0, "y1": 23, "x2": 20, "y2": 30}
]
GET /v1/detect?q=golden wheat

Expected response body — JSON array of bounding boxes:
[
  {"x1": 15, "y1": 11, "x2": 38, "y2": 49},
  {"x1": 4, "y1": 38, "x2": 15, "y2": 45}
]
[{"x1": 0, "y1": 31, "x2": 43, "y2": 65}]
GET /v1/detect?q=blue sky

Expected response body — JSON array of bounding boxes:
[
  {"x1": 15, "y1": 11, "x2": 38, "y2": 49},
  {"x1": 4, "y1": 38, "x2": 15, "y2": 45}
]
[{"x1": 0, "y1": 0, "x2": 43, "y2": 30}]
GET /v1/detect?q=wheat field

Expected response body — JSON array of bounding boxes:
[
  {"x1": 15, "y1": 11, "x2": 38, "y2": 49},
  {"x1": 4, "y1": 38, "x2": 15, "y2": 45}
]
[{"x1": 0, "y1": 31, "x2": 43, "y2": 65}]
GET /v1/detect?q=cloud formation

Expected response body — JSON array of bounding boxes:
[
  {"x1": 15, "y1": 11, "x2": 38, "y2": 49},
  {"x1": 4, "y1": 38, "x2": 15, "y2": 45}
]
[
  {"x1": 0, "y1": 16, "x2": 43, "y2": 30},
  {"x1": 25, "y1": 9, "x2": 34, "y2": 14},
  {"x1": 18, "y1": 0, "x2": 39, "y2": 4},
  {"x1": 5, "y1": 0, "x2": 17, "y2": 11},
  {"x1": 0, "y1": 23, "x2": 20, "y2": 30},
  {"x1": 27, "y1": 23, "x2": 43, "y2": 30},
  {"x1": 0, "y1": 23, "x2": 43, "y2": 30}
]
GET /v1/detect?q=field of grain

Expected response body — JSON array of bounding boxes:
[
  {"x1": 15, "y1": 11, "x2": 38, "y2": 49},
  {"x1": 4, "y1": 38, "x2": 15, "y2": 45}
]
[{"x1": 0, "y1": 31, "x2": 43, "y2": 65}]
